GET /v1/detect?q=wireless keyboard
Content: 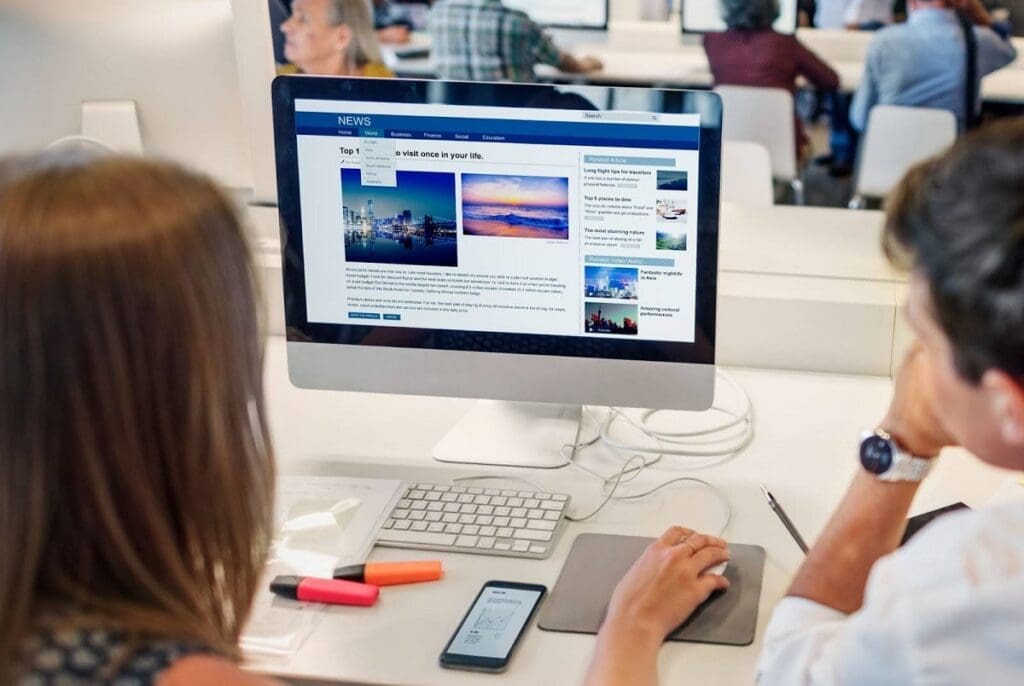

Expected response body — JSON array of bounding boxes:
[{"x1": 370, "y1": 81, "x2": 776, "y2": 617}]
[{"x1": 375, "y1": 483, "x2": 570, "y2": 559}]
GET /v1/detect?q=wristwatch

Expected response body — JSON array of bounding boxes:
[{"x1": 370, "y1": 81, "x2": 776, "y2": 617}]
[{"x1": 859, "y1": 429, "x2": 933, "y2": 482}]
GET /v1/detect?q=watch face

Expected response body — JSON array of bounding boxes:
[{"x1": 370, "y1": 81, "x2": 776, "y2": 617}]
[{"x1": 860, "y1": 435, "x2": 893, "y2": 474}]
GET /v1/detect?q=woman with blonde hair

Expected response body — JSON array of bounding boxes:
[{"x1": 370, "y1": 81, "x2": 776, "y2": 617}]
[
  {"x1": 279, "y1": 0, "x2": 394, "y2": 76},
  {"x1": 0, "y1": 152, "x2": 280, "y2": 684}
]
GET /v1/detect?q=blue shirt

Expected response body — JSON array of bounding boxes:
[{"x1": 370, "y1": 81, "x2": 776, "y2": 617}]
[{"x1": 850, "y1": 8, "x2": 1017, "y2": 131}]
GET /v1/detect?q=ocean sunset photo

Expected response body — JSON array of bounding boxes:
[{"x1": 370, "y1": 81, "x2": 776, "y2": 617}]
[{"x1": 461, "y1": 173, "x2": 570, "y2": 240}]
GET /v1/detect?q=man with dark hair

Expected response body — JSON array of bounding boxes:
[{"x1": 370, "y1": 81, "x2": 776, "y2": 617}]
[
  {"x1": 850, "y1": 0, "x2": 1017, "y2": 130},
  {"x1": 756, "y1": 116, "x2": 1024, "y2": 683},
  {"x1": 427, "y1": 0, "x2": 602, "y2": 82}
]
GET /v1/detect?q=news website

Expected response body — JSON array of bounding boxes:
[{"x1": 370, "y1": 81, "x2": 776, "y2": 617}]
[{"x1": 295, "y1": 100, "x2": 701, "y2": 343}]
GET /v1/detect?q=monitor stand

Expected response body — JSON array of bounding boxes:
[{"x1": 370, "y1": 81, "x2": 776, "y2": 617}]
[{"x1": 432, "y1": 400, "x2": 582, "y2": 469}]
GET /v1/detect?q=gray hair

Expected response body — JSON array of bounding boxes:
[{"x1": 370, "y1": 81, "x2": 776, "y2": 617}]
[
  {"x1": 326, "y1": 0, "x2": 383, "y2": 67},
  {"x1": 719, "y1": 0, "x2": 780, "y2": 30}
]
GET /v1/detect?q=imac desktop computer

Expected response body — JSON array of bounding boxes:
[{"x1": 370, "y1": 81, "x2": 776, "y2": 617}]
[
  {"x1": 0, "y1": 0, "x2": 253, "y2": 193},
  {"x1": 272, "y1": 77, "x2": 722, "y2": 468},
  {"x1": 681, "y1": 0, "x2": 799, "y2": 34}
]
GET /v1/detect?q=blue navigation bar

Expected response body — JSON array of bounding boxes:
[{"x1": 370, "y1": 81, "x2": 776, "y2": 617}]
[{"x1": 295, "y1": 112, "x2": 699, "y2": 151}]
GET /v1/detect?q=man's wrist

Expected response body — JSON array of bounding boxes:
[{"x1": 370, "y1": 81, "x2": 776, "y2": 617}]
[{"x1": 877, "y1": 420, "x2": 942, "y2": 459}]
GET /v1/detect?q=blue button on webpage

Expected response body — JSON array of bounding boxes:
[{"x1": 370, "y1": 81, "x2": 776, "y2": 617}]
[
  {"x1": 383, "y1": 314, "x2": 401, "y2": 321},
  {"x1": 348, "y1": 312, "x2": 381, "y2": 320}
]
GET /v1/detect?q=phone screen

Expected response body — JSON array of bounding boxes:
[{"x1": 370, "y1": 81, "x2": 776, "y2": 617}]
[{"x1": 442, "y1": 582, "x2": 545, "y2": 670}]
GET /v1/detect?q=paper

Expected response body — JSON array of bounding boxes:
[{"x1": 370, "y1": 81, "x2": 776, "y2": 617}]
[
  {"x1": 988, "y1": 474, "x2": 1024, "y2": 505},
  {"x1": 241, "y1": 476, "x2": 404, "y2": 659},
  {"x1": 270, "y1": 475, "x2": 404, "y2": 577}
]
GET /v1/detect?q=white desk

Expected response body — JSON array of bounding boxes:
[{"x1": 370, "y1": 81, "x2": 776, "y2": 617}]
[
  {"x1": 395, "y1": 23, "x2": 1024, "y2": 104},
  {"x1": 254, "y1": 336, "x2": 1010, "y2": 684}
]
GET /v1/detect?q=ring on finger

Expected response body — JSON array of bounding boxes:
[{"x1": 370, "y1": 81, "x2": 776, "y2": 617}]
[{"x1": 678, "y1": 536, "x2": 697, "y2": 555}]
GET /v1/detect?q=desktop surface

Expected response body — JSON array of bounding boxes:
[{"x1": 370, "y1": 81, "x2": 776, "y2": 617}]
[{"x1": 254, "y1": 336, "x2": 1010, "y2": 684}]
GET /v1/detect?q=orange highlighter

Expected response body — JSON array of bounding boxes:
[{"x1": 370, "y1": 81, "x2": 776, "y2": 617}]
[{"x1": 333, "y1": 560, "x2": 443, "y2": 586}]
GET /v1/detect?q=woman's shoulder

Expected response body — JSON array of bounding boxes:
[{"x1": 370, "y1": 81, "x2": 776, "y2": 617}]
[
  {"x1": 360, "y1": 62, "x2": 395, "y2": 78},
  {"x1": 159, "y1": 655, "x2": 282, "y2": 686}
]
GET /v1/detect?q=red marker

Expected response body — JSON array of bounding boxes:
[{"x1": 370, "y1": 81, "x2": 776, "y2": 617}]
[{"x1": 270, "y1": 575, "x2": 379, "y2": 606}]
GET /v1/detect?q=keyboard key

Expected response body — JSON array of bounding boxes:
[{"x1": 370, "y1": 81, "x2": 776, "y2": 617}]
[
  {"x1": 478, "y1": 537, "x2": 496, "y2": 549},
  {"x1": 410, "y1": 501, "x2": 428, "y2": 511},
  {"x1": 524, "y1": 499, "x2": 540, "y2": 509},
  {"x1": 508, "y1": 497, "x2": 524, "y2": 507},
  {"x1": 480, "y1": 525, "x2": 497, "y2": 537},
  {"x1": 543, "y1": 511, "x2": 560, "y2": 521},
  {"x1": 457, "y1": 494, "x2": 475, "y2": 504},
  {"x1": 442, "y1": 513, "x2": 459, "y2": 524},
  {"x1": 514, "y1": 529, "x2": 553, "y2": 541},
  {"x1": 398, "y1": 499, "x2": 412, "y2": 509},
  {"x1": 461, "y1": 504, "x2": 478, "y2": 514},
  {"x1": 494, "y1": 506, "x2": 511, "y2": 517},
  {"x1": 409, "y1": 490, "x2": 426, "y2": 499},
  {"x1": 477, "y1": 515, "x2": 494, "y2": 526},
  {"x1": 510, "y1": 518, "x2": 527, "y2": 529},
  {"x1": 493, "y1": 517, "x2": 511, "y2": 527},
  {"x1": 512, "y1": 540, "x2": 530, "y2": 552},
  {"x1": 378, "y1": 529, "x2": 456, "y2": 546},
  {"x1": 416, "y1": 483, "x2": 435, "y2": 490},
  {"x1": 443, "y1": 503, "x2": 460, "y2": 513},
  {"x1": 427, "y1": 522, "x2": 445, "y2": 533},
  {"x1": 441, "y1": 493, "x2": 458, "y2": 503},
  {"x1": 552, "y1": 494, "x2": 569, "y2": 501},
  {"x1": 467, "y1": 488, "x2": 483, "y2": 495},
  {"x1": 477, "y1": 505, "x2": 494, "y2": 516},
  {"x1": 408, "y1": 511, "x2": 426, "y2": 521},
  {"x1": 392, "y1": 509, "x2": 410, "y2": 519},
  {"x1": 458, "y1": 514, "x2": 476, "y2": 525},
  {"x1": 484, "y1": 489, "x2": 501, "y2": 496},
  {"x1": 528, "y1": 509, "x2": 544, "y2": 519},
  {"x1": 495, "y1": 541, "x2": 512, "y2": 551},
  {"x1": 451, "y1": 487, "x2": 467, "y2": 493},
  {"x1": 427, "y1": 502, "x2": 444, "y2": 512},
  {"x1": 383, "y1": 518, "x2": 395, "y2": 529},
  {"x1": 529, "y1": 545, "x2": 547, "y2": 554},
  {"x1": 540, "y1": 501, "x2": 562, "y2": 511},
  {"x1": 527, "y1": 519, "x2": 556, "y2": 531},
  {"x1": 425, "y1": 512, "x2": 442, "y2": 522},
  {"x1": 463, "y1": 525, "x2": 480, "y2": 535},
  {"x1": 511, "y1": 508, "x2": 527, "y2": 518},
  {"x1": 473, "y1": 495, "x2": 491, "y2": 505},
  {"x1": 496, "y1": 527, "x2": 514, "y2": 538},
  {"x1": 456, "y1": 535, "x2": 479, "y2": 547},
  {"x1": 411, "y1": 521, "x2": 428, "y2": 531},
  {"x1": 491, "y1": 496, "x2": 507, "y2": 506},
  {"x1": 536, "y1": 493, "x2": 551, "y2": 500},
  {"x1": 444, "y1": 523, "x2": 463, "y2": 534},
  {"x1": 394, "y1": 520, "x2": 411, "y2": 530},
  {"x1": 425, "y1": 492, "x2": 442, "y2": 501},
  {"x1": 500, "y1": 490, "x2": 516, "y2": 497},
  {"x1": 517, "y1": 491, "x2": 533, "y2": 497}
]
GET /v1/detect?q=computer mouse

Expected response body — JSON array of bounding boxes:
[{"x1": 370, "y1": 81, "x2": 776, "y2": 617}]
[{"x1": 704, "y1": 560, "x2": 728, "y2": 577}]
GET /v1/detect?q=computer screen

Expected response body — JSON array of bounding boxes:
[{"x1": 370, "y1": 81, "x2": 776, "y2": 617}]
[
  {"x1": 503, "y1": 0, "x2": 609, "y2": 29},
  {"x1": 0, "y1": 0, "x2": 252, "y2": 191},
  {"x1": 272, "y1": 78, "x2": 721, "y2": 418},
  {"x1": 681, "y1": 0, "x2": 799, "y2": 34}
]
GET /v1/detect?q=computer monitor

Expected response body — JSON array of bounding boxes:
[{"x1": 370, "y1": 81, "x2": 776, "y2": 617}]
[
  {"x1": 503, "y1": 0, "x2": 610, "y2": 30},
  {"x1": 681, "y1": 0, "x2": 799, "y2": 34},
  {"x1": 0, "y1": 0, "x2": 252, "y2": 192},
  {"x1": 272, "y1": 77, "x2": 722, "y2": 467}
]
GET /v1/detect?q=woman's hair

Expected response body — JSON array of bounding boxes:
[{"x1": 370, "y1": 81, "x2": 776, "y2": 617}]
[
  {"x1": 327, "y1": 0, "x2": 384, "y2": 67},
  {"x1": 0, "y1": 154, "x2": 275, "y2": 679},
  {"x1": 719, "y1": 0, "x2": 780, "y2": 30},
  {"x1": 884, "y1": 117, "x2": 1024, "y2": 384}
]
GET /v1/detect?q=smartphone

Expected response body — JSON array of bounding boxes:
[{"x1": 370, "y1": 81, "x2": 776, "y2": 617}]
[
  {"x1": 439, "y1": 580, "x2": 547, "y2": 673},
  {"x1": 901, "y1": 502, "x2": 970, "y2": 545}
]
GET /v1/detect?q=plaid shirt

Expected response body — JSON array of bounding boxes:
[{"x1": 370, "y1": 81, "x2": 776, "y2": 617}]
[{"x1": 428, "y1": 0, "x2": 562, "y2": 82}]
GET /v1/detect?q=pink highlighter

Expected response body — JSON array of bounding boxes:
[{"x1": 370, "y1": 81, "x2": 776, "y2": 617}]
[{"x1": 270, "y1": 575, "x2": 380, "y2": 607}]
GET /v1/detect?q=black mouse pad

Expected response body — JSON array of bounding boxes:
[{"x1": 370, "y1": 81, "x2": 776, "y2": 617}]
[{"x1": 537, "y1": 533, "x2": 765, "y2": 646}]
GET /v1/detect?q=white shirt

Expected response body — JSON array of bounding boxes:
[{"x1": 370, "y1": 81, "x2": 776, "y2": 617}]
[
  {"x1": 756, "y1": 499, "x2": 1024, "y2": 685},
  {"x1": 815, "y1": 0, "x2": 893, "y2": 28}
]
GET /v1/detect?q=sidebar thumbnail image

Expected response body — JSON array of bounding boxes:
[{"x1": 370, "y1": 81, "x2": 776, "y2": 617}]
[{"x1": 584, "y1": 302, "x2": 638, "y2": 336}]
